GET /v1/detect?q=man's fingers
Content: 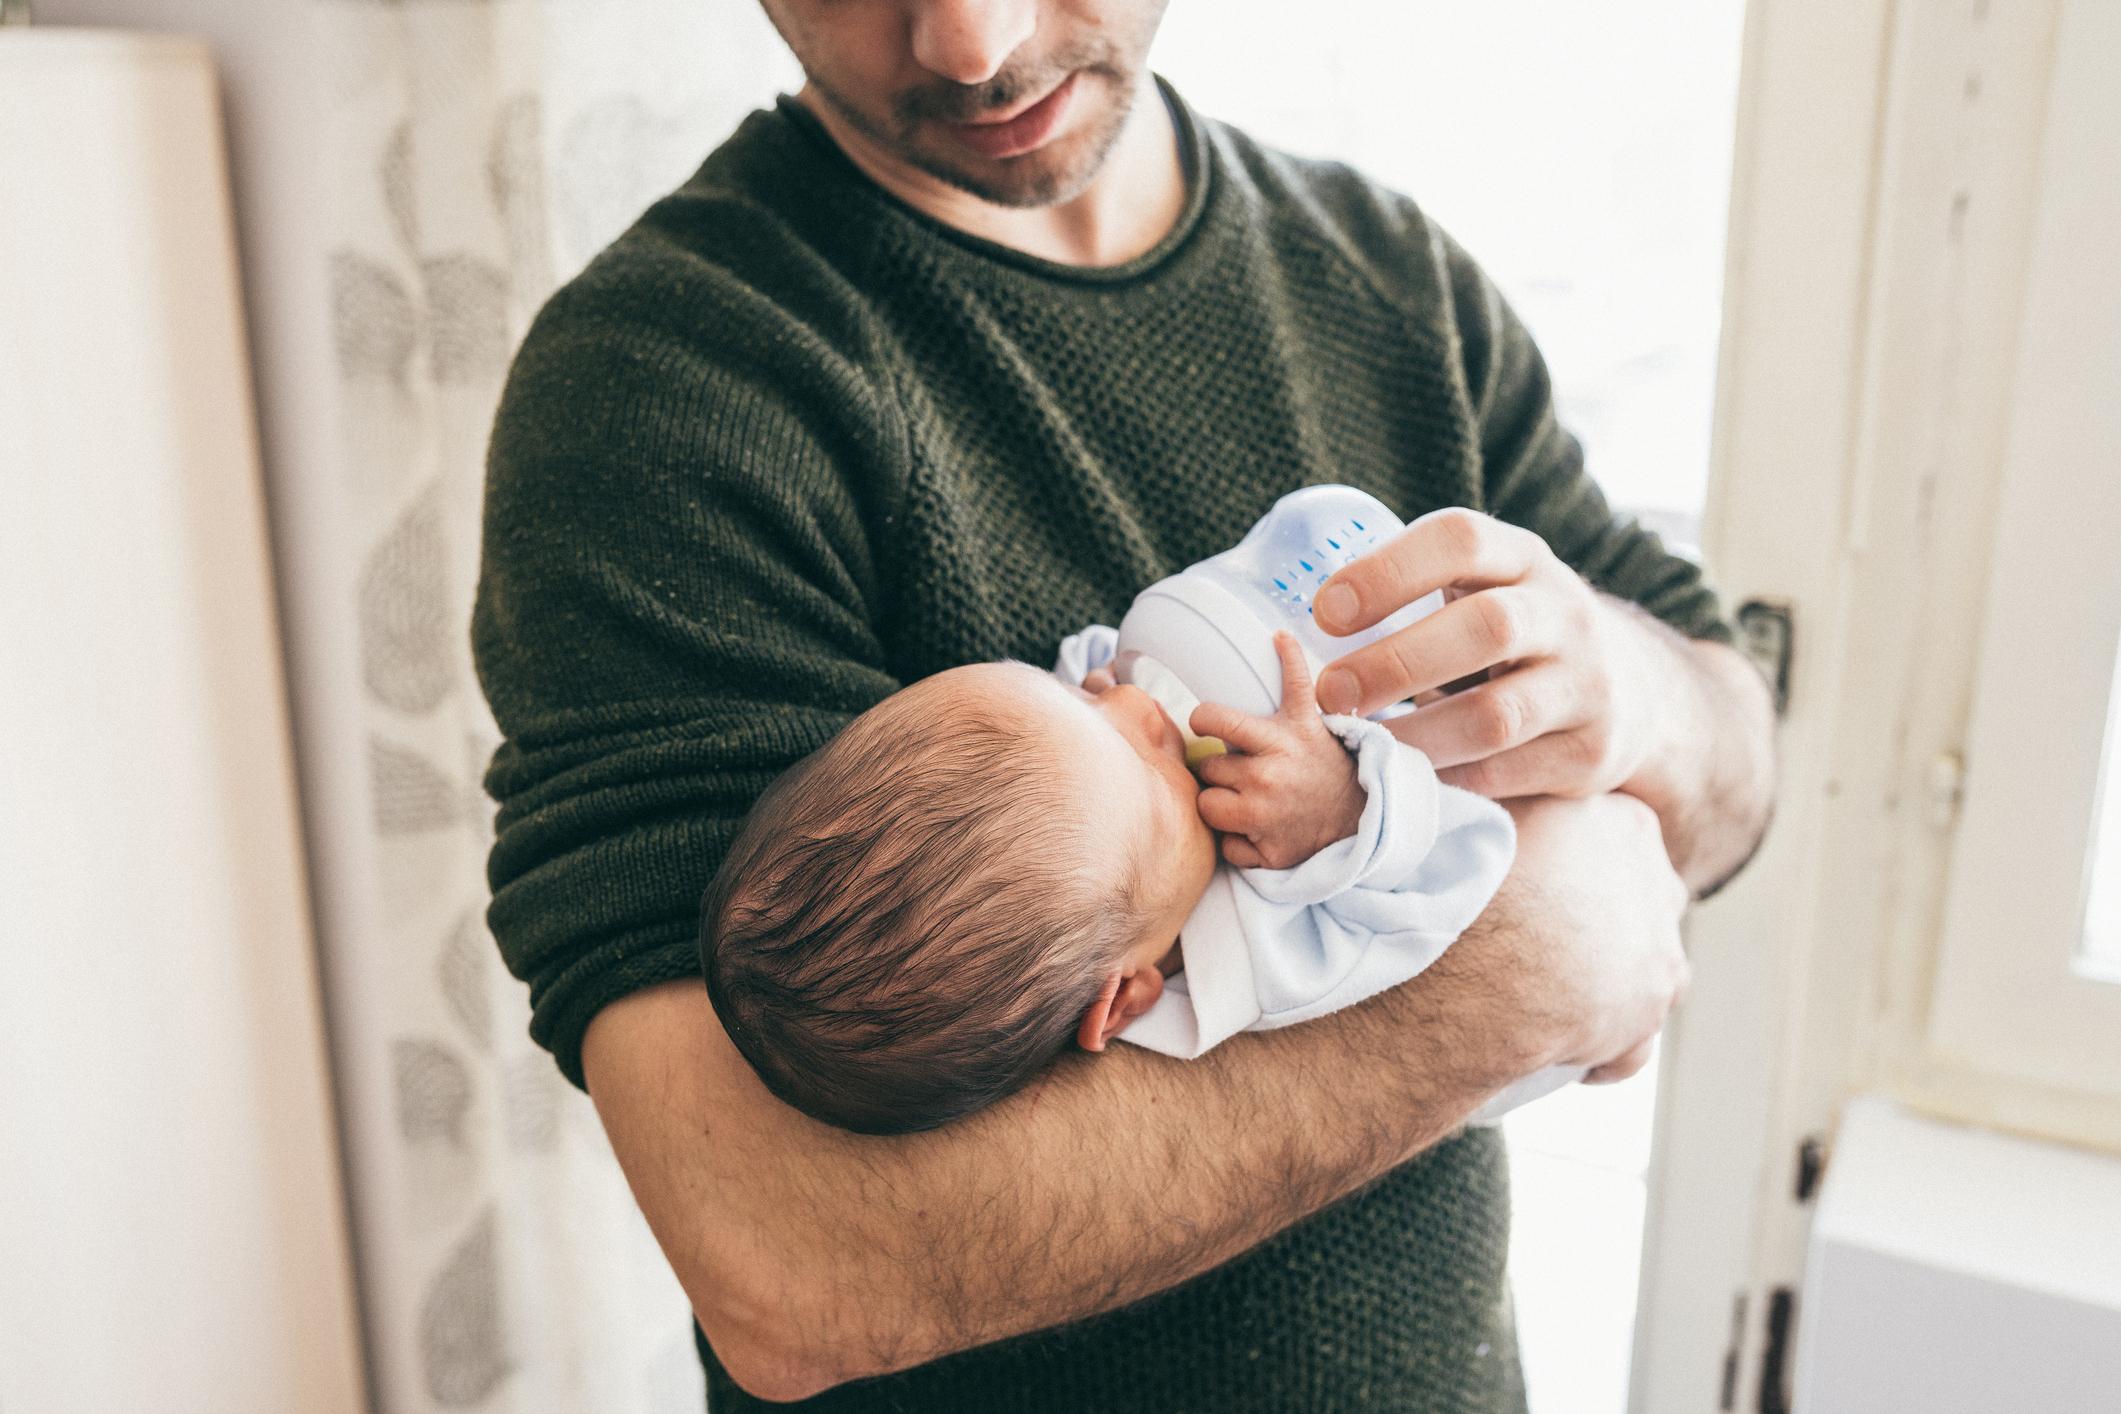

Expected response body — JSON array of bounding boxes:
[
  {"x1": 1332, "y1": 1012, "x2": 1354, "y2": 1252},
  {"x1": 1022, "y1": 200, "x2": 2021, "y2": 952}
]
[
  {"x1": 1584, "y1": 1036, "x2": 1658, "y2": 1085},
  {"x1": 1313, "y1": 508, "x2": 1551, "y2": 637},
  {"x1": 1190, "y1": 702, "x2": 1281, "y2": 755},
  {"x1": 1383, "y1": 663, "x2": 1581, "y2": 772},
  {"x1": 1316, "y1": 586, "x2": 1557, "y2": 716},
  {"x1": 1430, "y1": 729, "x2": 1603, "y2": 799}
]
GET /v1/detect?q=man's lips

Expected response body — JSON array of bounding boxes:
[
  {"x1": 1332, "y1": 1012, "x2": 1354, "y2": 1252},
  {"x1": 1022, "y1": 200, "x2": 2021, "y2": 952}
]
[{"x1": 940, "y1": 73, "x2": 1079, "y2": 160}]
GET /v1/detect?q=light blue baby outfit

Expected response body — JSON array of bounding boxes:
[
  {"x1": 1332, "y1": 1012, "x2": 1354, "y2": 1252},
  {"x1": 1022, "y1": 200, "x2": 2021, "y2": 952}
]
[{"x1": 1054, "y1": 625, "x2": 1519, "y2": 1051}]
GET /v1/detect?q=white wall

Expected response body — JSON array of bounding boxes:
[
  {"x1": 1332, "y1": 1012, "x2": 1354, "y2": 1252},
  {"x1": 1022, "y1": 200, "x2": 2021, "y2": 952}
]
[{"x1": 0, "y1": 31, "x2": 364, "y2": 1414}]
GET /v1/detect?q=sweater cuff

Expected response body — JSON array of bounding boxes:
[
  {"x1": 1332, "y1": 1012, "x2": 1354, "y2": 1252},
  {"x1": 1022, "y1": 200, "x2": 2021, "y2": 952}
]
[
  {"x1": 1236, "y1": 714, "x2": 1444, "y2": 907},
  {"x1": 529, "y1": 929, "x2": 704, "y2": 1092}
]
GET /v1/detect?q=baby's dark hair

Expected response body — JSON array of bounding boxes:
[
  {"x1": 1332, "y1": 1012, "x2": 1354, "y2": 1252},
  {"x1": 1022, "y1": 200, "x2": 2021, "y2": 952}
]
[{"x1": 700, "y1": 670, "x2": 1155, "y2": 1134}]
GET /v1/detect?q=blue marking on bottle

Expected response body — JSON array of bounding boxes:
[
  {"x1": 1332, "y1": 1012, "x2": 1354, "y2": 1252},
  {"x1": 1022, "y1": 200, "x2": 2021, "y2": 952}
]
[
  {"x1": 1327, "y1": 538, "x2": 1341, "y2": 549},
  {"x1": 1299, "y1": 559, "x2": 1313, "y2": 572},
  {"x1": 1352, "y1": 519, "x2": 1366, "y2": 531}
]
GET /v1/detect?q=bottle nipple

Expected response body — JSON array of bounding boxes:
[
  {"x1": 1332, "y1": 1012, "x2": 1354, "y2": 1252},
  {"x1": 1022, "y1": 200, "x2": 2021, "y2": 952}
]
[
  {"x1": 1117, "y1": 652, "x2": 1227, "y2": 768},
  {"x1": 1185, "y1": 735, "x2": 1228, "y2": 767}
]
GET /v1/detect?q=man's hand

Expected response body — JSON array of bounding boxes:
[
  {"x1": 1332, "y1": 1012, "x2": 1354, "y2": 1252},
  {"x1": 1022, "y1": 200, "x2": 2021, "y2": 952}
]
[
  {"x1": 1308, "y1": 506, "x2": 1776, "y2": 894},
  {"x1": 1188, "y1": 632, "x2": 1367, "y2": 870},
  {"x1": 1309, "y1": 507, "x2": 1673, "y2": 797},
  {"x1": 1498, "y1": 792, "x2": 1691, "y2": 1084}
]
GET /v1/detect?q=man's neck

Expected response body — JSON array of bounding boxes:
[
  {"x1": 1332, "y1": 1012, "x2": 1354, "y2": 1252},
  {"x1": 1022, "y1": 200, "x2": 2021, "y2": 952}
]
[{"x1": 796, "y1": 74, "x2": 1187, "y2": 269}]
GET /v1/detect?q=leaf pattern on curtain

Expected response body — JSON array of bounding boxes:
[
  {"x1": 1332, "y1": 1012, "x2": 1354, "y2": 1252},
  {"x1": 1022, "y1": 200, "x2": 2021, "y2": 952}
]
[{"x1": 315, "y1": 1, "x2": 799, "y2": 1409}]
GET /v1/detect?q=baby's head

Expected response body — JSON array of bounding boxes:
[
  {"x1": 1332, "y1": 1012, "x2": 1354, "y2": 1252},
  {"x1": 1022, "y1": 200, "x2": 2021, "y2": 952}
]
[{"x1": 700, "y1": 662, "x2": 1219, "y2": 1133}]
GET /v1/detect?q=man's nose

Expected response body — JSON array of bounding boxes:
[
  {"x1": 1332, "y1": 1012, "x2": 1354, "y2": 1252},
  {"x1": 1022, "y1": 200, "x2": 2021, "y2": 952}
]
[{"x1": 909, "y1": 0, "x2": 1037, "y2": 88}]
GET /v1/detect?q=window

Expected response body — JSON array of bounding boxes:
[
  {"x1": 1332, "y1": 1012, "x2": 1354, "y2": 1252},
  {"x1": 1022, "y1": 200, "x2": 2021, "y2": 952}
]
[
  {"x1": 2080, "y1": 648, "x2": 2121, "y2": 983},
  {"x1": 1157, "y1": 0, "x2": 1744, "y2": 524},
  {"x1": 1925, "y1": 0, "x2": 2121, "y2": 1106}
]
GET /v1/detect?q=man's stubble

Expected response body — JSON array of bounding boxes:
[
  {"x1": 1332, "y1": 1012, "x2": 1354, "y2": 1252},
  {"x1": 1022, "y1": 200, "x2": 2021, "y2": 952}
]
[
  {"x1": 807, "y1": 51, "x2": 1136, "y2": 209},
  {"x1": 766, "y1": 1, "x2": 1172, "y2": 210}
]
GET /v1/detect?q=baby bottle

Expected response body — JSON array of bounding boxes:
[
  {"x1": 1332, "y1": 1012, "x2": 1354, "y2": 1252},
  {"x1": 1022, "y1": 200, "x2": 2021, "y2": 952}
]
[{"x1": 1114, "y1": 485, "x2": 1442, "y2": 749}]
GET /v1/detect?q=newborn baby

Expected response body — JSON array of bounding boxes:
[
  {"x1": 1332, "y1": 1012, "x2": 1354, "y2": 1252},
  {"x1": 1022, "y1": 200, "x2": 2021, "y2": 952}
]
[{"x1": 699, "y1": 622, "x2": 1518, "y2": 1135}]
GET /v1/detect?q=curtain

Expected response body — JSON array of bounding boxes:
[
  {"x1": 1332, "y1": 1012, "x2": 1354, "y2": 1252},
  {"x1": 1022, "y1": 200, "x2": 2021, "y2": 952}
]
[{"x1": 316, "y1": 2, "x2": 795, "y2": 1409}]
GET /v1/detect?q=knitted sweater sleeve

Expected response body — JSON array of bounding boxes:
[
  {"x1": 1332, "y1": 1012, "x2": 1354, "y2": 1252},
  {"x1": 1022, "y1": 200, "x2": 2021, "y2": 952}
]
[
  {"x1": 472, "y1": 277, "x2": 900, "y2": 1089},
  {"x1": 1438, "y1": 228, "x2": 1738, "y2": 646}
]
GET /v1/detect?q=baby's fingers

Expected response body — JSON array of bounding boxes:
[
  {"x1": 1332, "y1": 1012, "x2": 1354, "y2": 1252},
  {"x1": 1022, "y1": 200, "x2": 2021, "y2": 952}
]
[
  {"x1": 1195, "y1": 785, "x2": 1260, "y2": 837},
  {"x1": 1220, "y1": 835, "x2": 1267, "y2": 869},
  {"x1": 1190, "y1": 701, "x2": 1280, "y2": 755},
  {"x1": 1192, "y1": 751, "x2": 1259, "y2": 791},
  {"x1": 1269, "y1": 631, "x2": 1318, "y2": 716}
]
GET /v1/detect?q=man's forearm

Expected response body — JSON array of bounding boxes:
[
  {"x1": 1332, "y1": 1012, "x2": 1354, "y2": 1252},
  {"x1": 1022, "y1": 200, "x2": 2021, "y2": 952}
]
[
  {"x1": 792, "y1": 976, "x2": 1510, "y2": 1373},
  {"x1": 587, "y1": 906, "x2": 1549, "y2": 1400},
  {"x1": 1622, "y1": 610, "x2": 1778, "y2": 898}
]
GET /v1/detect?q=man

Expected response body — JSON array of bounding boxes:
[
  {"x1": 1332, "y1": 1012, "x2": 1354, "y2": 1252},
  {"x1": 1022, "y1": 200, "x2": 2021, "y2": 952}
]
[{"x1": 471, "y1": 0, "x2": 1778, "y2": 1407}]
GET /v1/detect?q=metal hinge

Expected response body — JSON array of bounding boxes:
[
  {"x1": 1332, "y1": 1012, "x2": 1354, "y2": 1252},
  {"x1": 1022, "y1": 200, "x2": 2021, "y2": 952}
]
[
  {"x1": 1757, "y1": 1287, "x2": 1797, "y2": 1414},
  {"x1": 1735, "y1": 599, "x2": 1795, "y2": 716},
  {"x1": 1794, "y1": 1134, "x2": 1826, "y2": 1202},
  {"x1": 1717, "y1": 1291, "x2": 1749, "y2": 1410},
  {"x1": 1719, "y1": 1280, "x2": 1804, "y2": 1413}
]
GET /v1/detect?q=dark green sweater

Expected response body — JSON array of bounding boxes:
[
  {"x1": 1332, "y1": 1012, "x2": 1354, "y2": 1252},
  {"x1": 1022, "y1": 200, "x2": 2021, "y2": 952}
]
[{"x1": 474, "y1": 80, "x2": 1732, "y2": 1414}]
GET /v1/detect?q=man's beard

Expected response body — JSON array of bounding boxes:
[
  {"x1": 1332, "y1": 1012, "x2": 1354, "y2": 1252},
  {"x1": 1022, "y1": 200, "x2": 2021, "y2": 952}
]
[{"x1": 807, "y1": 52, "x2": 1145, "y2": 209}]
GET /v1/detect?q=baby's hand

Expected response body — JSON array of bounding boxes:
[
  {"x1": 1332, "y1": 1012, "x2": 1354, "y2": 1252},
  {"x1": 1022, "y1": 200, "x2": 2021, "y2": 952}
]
[{"x1": 1189, "y1": 632, "x2": 1369, "y2": 870}]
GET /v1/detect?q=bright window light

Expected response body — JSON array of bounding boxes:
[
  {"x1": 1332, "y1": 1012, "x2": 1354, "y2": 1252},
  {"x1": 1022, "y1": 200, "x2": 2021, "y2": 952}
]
[{"x1": 2080, "y1": 643, "x2": 2121, "y2": 982}]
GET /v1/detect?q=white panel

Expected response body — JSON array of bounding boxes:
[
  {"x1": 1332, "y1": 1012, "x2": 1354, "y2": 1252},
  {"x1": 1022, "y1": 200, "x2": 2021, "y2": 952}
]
[{"x1": 0, "y1": 31, "x2": 364, "y2": 1414}]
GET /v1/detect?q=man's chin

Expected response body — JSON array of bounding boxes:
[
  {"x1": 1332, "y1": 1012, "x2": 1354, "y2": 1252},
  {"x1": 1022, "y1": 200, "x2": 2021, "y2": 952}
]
[
  {"x1": 909, "y1": 70, "x2": 1140, "y2": 209},
  {"x1": 914, "y1": 149, "x2": 1095, "y2": 209},
  {"x1": 912, "y1": 110, "x2": 1134, "y2": 210}
]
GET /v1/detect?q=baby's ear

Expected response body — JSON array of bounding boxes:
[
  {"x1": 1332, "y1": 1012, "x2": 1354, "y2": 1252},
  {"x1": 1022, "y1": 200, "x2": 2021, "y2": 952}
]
[{"x1": 1075, "y1": 964, "x2": 1166, "y2": 1052}]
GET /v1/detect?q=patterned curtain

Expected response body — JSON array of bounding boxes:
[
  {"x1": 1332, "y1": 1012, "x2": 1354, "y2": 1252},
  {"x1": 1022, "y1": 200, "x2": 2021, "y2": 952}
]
[{"x1": 317, "y1": 2, "x2": 794, "y2": 1408}]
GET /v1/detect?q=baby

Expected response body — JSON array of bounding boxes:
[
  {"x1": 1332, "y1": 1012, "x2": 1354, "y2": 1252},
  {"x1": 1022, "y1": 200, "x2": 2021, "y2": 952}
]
[{"x1": 698, "y1": 620, "x2": 1520, "y2": 1135}]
